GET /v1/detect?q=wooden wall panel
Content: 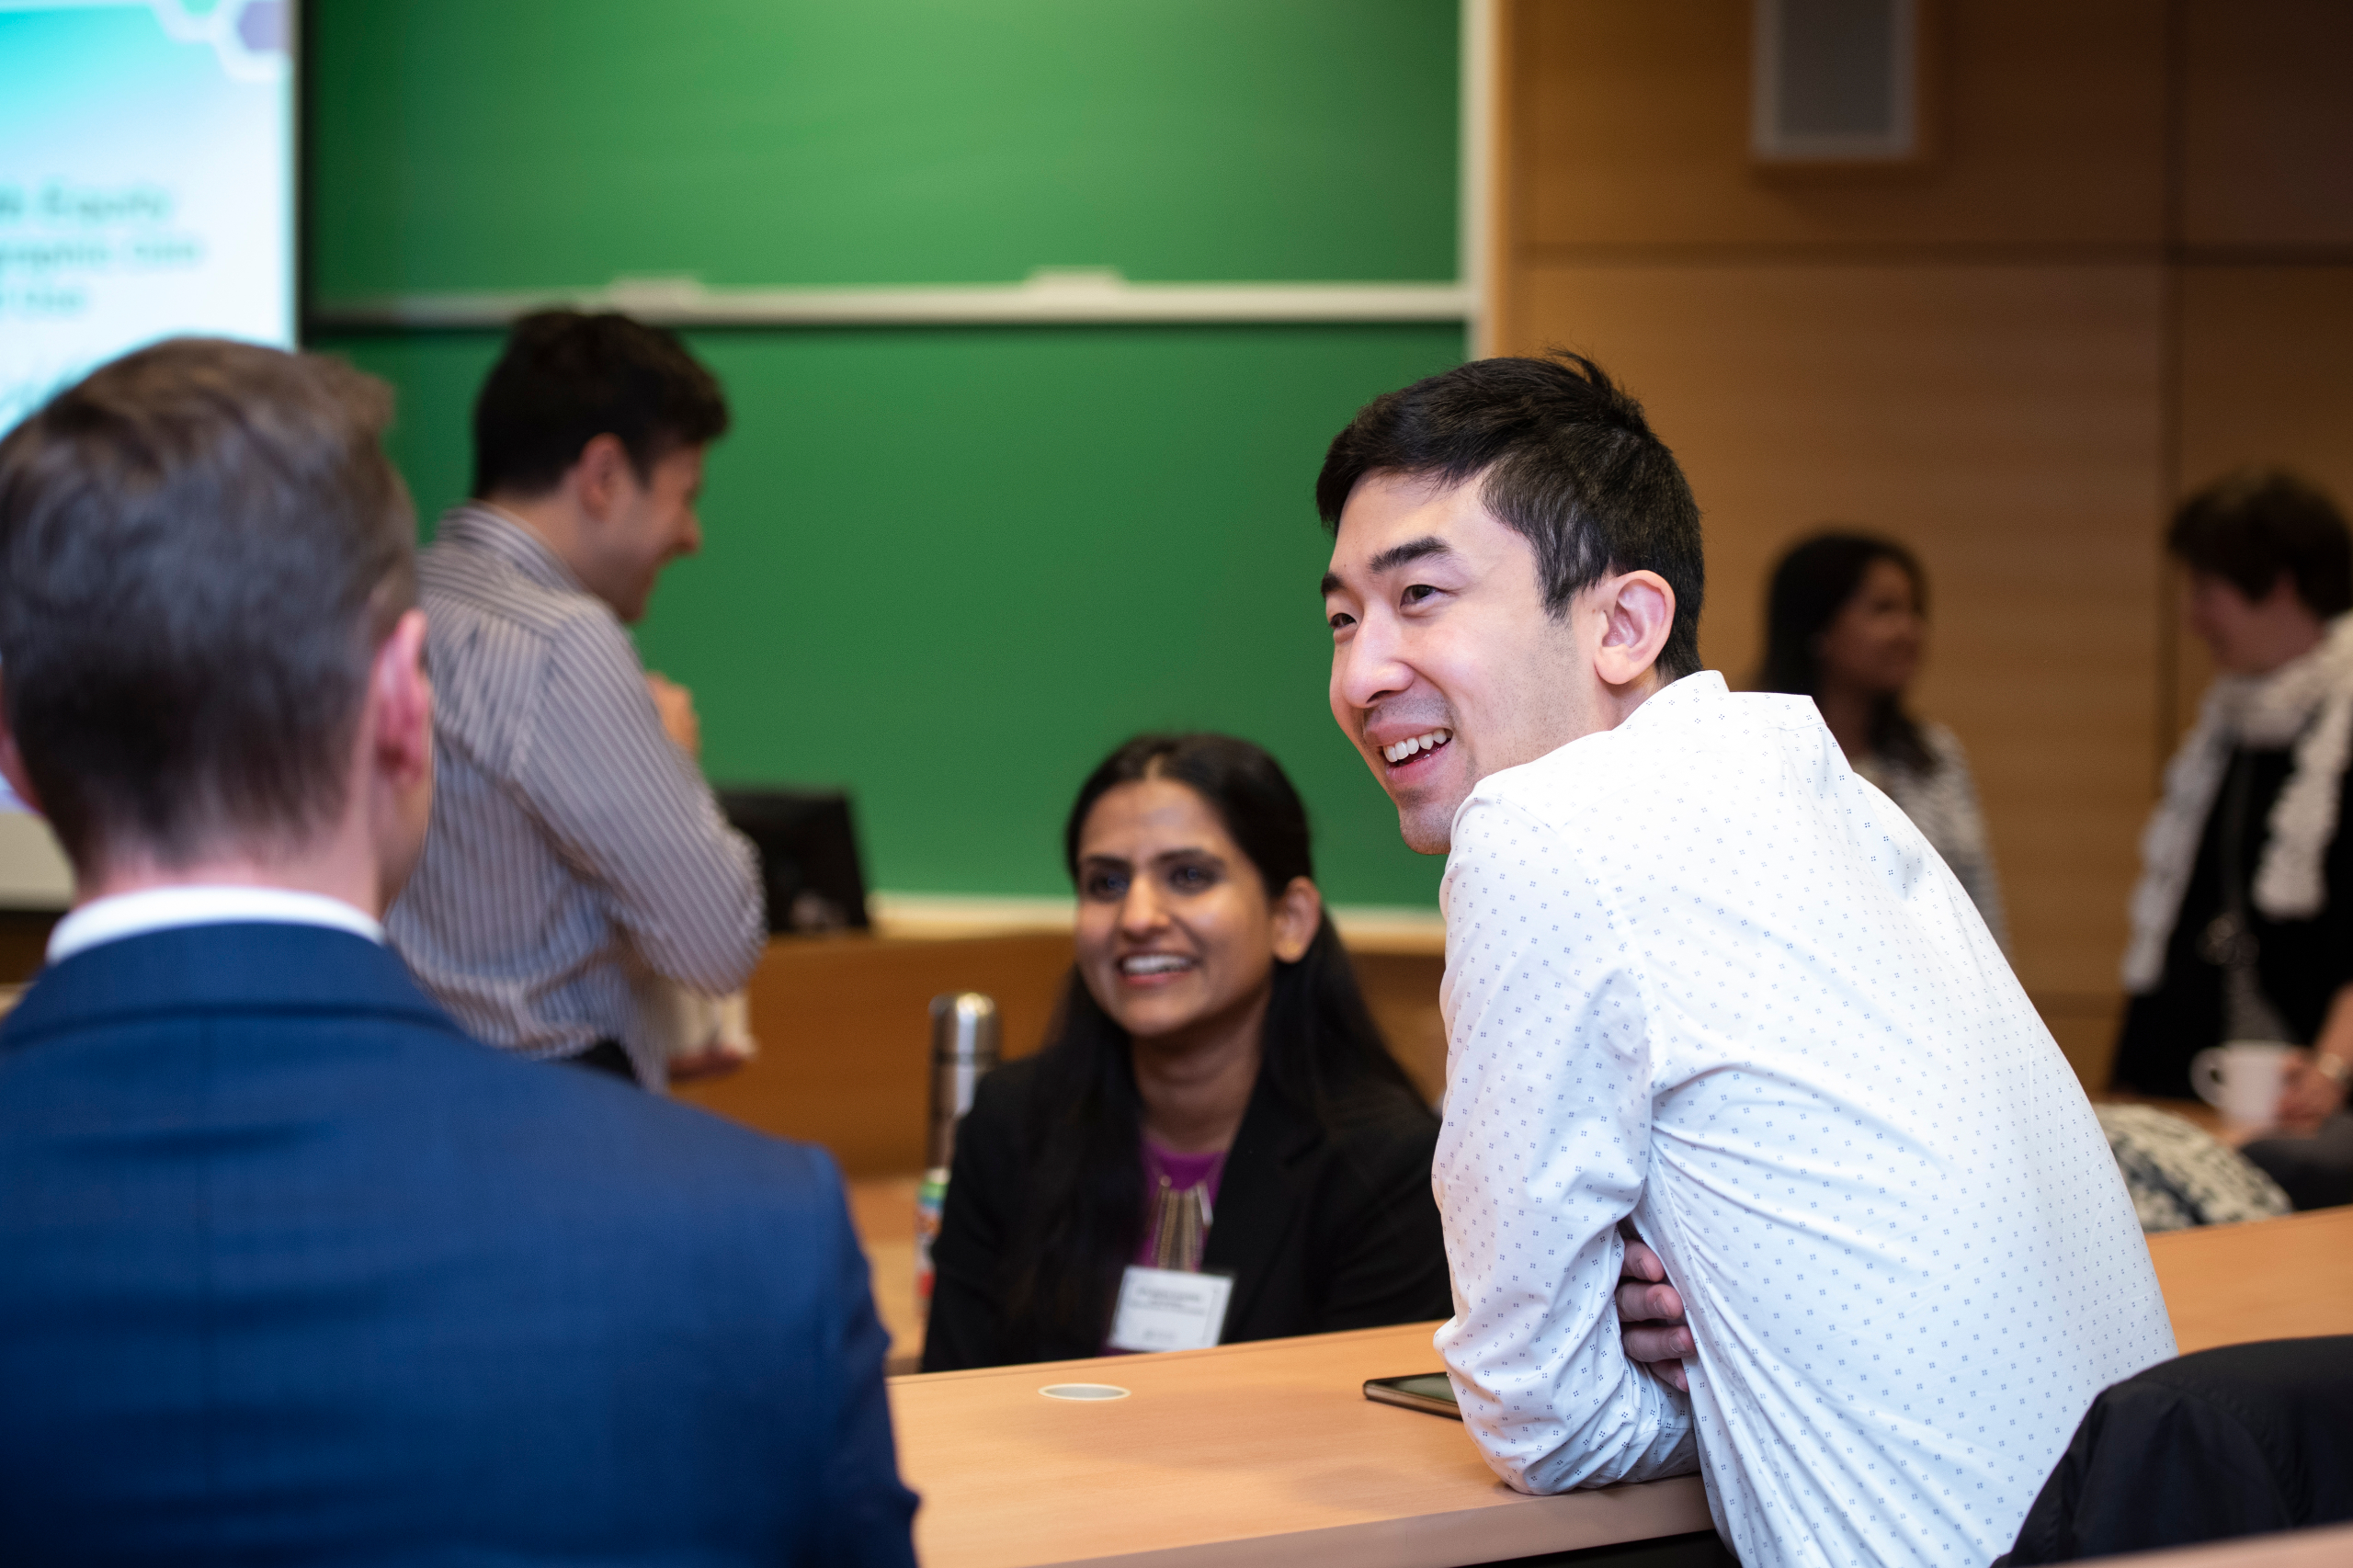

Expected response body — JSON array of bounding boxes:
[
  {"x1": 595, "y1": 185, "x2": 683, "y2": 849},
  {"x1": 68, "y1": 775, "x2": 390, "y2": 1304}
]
[
  {"x1": 1506, "y1": 262, "x2": 2165, "y2": 1010},
  {"x1": 1508, "y1": 0, "x2": 2165, "y2": 257},
  {"x1": 2180, "y1": 1, "x2": 2353, "y2": 249},
  {"x1": 1493, "y1": 0, "x2": 2353, "y2": 1091},
  {"x1": 2178, "y1": 267, "x2": 2353, "y2": 510},
  {"x1": 2169, "y1": 266, "x2": 2353, "y2": 743}
]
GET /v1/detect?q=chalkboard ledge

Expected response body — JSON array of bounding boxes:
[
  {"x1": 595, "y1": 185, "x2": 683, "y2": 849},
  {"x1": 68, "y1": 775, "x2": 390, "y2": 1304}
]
[
  {"x1": 870, "y1": 890, "x2": 1444, "y2": 956},
  {"x1": 309, "y1": 271, "x2": 1474, "y2": 333}
]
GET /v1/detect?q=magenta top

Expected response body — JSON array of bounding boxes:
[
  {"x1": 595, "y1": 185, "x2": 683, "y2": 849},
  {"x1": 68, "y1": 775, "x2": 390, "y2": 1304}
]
[
  {"x1": 1134, "y1": 1139, "x2": 1227, "y2": 1267},
  {"x1": 1102, "y1": 1139, "x2": 1233, "y2": 1354}
]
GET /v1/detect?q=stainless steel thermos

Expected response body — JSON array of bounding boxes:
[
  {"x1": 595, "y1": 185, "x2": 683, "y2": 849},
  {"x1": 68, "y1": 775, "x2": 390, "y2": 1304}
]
[{"x1": 915, "y1": 992, "x2": 999, "y2": 1308}]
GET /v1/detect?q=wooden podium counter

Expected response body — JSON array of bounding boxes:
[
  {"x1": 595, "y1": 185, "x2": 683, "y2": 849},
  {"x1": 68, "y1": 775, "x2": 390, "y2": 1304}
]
[
  {"x1": 674, "y1": 930, "x2": 1448, "y2": 1179},
  {"x1": 891, "y1": 1321, "x2": 1711, "y2": 1568}
]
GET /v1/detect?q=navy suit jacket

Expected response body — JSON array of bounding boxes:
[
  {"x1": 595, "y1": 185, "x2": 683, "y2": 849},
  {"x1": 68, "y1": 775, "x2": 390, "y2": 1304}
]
[{"x1": 0, "y1": 923, "x2": 917, "y2": 1566}]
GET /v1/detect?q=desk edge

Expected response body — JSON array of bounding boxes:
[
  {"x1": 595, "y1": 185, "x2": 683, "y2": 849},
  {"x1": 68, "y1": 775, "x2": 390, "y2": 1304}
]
[{"x1": 990, "y1": 1475, "x2": 1715, "y2": 1568}]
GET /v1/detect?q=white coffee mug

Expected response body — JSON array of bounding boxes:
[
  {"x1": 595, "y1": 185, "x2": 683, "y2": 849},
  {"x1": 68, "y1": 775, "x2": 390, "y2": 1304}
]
[{"x1": 2188, "y1": 1040, "x2": 2292, "y2": 1129}]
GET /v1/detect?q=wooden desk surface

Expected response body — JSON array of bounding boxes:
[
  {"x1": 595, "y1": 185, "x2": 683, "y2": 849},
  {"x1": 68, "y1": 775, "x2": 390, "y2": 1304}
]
[
  {"x1": 889, "y1": 1322, "x2": 1711, "y2": 1568},
  {"x1": 2100, "y1": 1523, "x2": 2353, "y2": 1567},
  {"x1": 2143, "y1": 1204, "x2": 2353, "y2": 1353},
  {"x1": 848, "y1": 1175, "x2": 925, "y2": 1373},
  {"x1": 858, "y1": 1186, "x2": 2353, "y2": 1383},
  {"x1": 875, "y1": 1202, "x2": 2353, "y2": 1568}
]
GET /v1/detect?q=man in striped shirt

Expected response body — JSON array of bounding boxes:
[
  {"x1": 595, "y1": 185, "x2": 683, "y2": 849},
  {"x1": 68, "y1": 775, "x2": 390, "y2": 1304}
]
[{"x1": 386, "y1": 311, "x2": 764, "y2": 1089}]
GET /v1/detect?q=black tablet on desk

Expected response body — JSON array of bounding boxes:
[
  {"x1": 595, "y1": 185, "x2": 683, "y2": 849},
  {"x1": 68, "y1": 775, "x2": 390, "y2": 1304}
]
[{"x1": 1364, "y1": 1372, "x2": 1460, "y2": 1419}]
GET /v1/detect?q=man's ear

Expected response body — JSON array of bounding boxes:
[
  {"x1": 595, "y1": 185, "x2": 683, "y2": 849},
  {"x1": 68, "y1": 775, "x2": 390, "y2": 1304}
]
[
  {"x1": 1592, "y1": 570, "x2": 1677, "y2": 689},
  {"x1": 358, "y1": 608, "x2": 433, "y2": 914},
  {"x1": 569, "y1": 433, "x2": 634, "y2": 523},
  {"x1": 369, "y1": 609, "x2": 432, "y2": 789},
  {"x1": 0, "y1": 676, "x2": 40, "y2": 816},
  {"x1": 1270, "y1": 875, "x2": 1323, "y2": 965}
]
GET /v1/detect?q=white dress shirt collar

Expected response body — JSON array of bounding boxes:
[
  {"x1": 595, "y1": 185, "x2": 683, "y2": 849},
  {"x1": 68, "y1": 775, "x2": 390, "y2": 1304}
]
[
  {"x1": 1625, "y1": 668, "x2": 1727, "y2": 725},
  {"x1": 47, "y1": 886, "x2": 385, "y2": 964}
]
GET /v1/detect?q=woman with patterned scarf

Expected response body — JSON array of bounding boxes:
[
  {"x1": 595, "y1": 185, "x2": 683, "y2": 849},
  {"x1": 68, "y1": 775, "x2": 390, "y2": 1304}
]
[{"x1": 2116, "y1": 468, "x2": 2353, "y2": 1210}]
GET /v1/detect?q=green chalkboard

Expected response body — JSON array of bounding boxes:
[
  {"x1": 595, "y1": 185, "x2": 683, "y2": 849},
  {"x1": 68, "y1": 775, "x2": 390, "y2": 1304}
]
[
  {"x1": 318, "y1": 324, "x2": 1466, "y2": 906},
  {"x1": 308, "y1": 0, "x2": 1460, "y2": 298},
  {"x1": 307, "y1": 0, "x2": 1464, "y2": 906}
]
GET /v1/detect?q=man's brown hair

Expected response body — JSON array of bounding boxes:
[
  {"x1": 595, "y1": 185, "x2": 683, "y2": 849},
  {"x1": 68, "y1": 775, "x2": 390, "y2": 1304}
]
[
  {"x1": 0, "y1": 338, "x2": 416, "y2": 871},
  {"x1": 2167, "y1": 467, "x2": 2352, "y2": 619}
]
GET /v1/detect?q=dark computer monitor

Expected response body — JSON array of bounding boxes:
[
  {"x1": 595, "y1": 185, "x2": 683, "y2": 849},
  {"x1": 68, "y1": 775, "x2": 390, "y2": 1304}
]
[{"x1": 716, "y1": 789, "x2": 872, "y2": 935}]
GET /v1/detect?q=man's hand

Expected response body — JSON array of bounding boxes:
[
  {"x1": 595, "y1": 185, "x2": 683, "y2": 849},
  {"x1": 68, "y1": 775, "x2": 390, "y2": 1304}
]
[
  {"x1": 666, "y1": 1040, "x2": 752, "y2": 1084},
  {"x1": 644, "y1": 673, "x2": 699, "y2": 757},
  {"x1": 2277, "y1": 1051, "x2": 2349, "y2": 1134},
  {"x1": 1618, "y1": 1235, "x2": 1693, "y2": 1392}
]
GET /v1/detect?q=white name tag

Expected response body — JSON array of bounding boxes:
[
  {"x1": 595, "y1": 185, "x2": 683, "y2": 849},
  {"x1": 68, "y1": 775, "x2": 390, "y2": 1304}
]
[{"x1": 1107, "y1": 1265, "x2": 1233, "y2": 1354}]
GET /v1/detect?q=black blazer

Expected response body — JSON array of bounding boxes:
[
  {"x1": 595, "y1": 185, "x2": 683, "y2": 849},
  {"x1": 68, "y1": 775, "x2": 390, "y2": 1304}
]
[
  {"x1": 1995, "y1": 1335, "x2": 2353, "y2": 1564},
  {"x1": 2113, "y1": 744, "x2": 2353, "y2": 1097},
  {"x1": 922, "y1": 1052, "x2": 1451, "y2": 1370}
]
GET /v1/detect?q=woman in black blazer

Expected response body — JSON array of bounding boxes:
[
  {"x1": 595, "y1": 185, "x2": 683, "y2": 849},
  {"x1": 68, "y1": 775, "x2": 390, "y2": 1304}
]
[{"x1": 920, "y1": 733, "x2": 1449, "y2": 1371}]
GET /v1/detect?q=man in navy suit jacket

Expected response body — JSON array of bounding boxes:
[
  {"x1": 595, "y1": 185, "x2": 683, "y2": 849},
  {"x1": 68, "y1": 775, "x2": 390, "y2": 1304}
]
[{"x1": 0, "y1": 338, "x2": 918, "y2": 1564}]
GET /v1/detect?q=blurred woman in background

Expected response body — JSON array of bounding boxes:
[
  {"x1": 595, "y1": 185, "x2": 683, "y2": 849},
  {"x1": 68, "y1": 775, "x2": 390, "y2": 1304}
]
[
  {"x1": 1759, "y1": 531, "x2": 2009, "y2": 949},
  {"x1": 920, "y1": 733, "x2": 1449, "y2": 1371},
  {"x1": 2116, "y1": 470, "x2": 2353, "y2": 1208}
]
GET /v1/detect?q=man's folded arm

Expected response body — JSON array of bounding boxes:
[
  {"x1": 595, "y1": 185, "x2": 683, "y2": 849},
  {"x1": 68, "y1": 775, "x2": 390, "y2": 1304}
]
[
  {"x1": 522, "y1": 615, "x2": 765, "y2": 994},
  {"x1": 1433, "y1": 798, "x2": 1697, "y2": 1494}
]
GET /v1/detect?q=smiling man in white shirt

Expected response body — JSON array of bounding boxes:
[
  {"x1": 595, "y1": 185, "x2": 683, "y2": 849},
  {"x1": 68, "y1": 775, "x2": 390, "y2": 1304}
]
[{"x1": 1313, "y1": 352, "x2": 2175, "y2": 1568}]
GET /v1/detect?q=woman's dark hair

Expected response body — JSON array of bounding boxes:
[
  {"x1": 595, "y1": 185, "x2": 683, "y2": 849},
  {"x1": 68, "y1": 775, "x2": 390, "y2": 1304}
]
[
  {"x1": 1758, "y1": 530, "x2": 1936, "y2": 773},
  {"x1": 1001, "y1": 733, "x2": 1419, "y2": 1354},
  {"x1": 2167, "y1": 467, "x2": 2353, "y2": 619}
]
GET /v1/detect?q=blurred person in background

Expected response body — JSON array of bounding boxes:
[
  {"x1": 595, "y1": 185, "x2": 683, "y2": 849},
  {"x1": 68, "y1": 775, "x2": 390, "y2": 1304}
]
[
  {"x1": 1758, "y1": 530, "x2": 2008, "y2": 949},
  {"x1": 386, "y1": 310, "x2": 763, "y2": 1090},
  {"x1": 921, "y1": 733, "x2": 1450, "y2": 1370},
  {"x1": 2118, "y1": 469, "x2": 2353, "y2": 1210}
]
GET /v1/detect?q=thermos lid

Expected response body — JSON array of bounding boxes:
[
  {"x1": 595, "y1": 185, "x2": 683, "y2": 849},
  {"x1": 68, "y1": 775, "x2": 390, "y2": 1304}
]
[{"x1": 928, "y1": 991, "x2": 999, "y2": 1062}]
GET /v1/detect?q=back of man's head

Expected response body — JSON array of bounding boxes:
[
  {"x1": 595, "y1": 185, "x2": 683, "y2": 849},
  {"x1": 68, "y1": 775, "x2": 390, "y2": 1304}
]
[
  {"x1": 472, "y1": 311, "x2": 730, "y2": 498},
  {"x1": 1315, "y1": 351, "x2": 1706, "y2": 679},
  {"x1": 2167, "y1": 467, "x2": 2353, "y2": 618},
  {"x1": 0, "y1": 338, "x2": 415, "y2": 874}
]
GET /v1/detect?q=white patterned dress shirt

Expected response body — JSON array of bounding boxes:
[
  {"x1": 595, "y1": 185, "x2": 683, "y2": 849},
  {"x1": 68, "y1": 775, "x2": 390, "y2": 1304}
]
[{"x1": 1433, "y1": 672, "x2": 2174, "y2": 1568}]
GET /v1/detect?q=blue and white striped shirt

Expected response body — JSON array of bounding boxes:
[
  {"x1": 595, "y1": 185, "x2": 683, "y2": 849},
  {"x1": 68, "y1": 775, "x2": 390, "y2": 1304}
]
[{"x1": 386, "y1": 504, "x2": 764, "y2": 1087}]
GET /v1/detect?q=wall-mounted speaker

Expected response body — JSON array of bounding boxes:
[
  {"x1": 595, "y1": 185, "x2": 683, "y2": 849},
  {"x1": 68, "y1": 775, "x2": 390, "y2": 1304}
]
[{"x1": 1751, "y1": 0, "x2": 1924, "y2": 165}]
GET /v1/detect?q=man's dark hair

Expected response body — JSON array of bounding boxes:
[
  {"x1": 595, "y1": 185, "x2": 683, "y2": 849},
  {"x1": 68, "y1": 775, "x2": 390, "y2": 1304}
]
[
  {"x1": 471, "y1": 311, "x2": 730, "y2": 497},
  {"x1": 1315, "y1": 351, "x2": 1707, "y2": 679},
  {"x1": 2166, "y1": 467, "x2": 2352, "y2": 619},
  {"x1": 0, "y1": 338, "x2": 415, "y2": 871}
]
